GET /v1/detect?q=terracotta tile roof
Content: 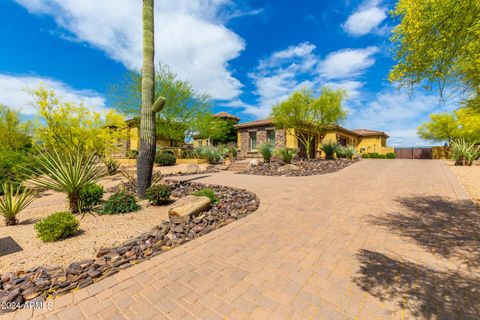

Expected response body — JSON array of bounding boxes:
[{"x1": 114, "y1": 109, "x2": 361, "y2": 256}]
[
  {"x1": 353, "y1": 129, "x2": 389, "y2": 137},
  {"x1": 233, "y1": 119, "x2": 273, "y2": 129},
  {"x1": 214, "y1": 112, "x2": 240, "y2": 121}
]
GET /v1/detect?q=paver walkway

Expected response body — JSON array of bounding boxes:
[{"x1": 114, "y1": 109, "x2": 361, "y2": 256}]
[{"x1": 4, "y1": 160, "x2": 479, "y2": 319}]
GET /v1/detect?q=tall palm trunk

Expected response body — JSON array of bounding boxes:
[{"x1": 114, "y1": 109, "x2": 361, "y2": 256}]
[{"x1": 137, "y1": 0, "x2": 156, "y2": 198}]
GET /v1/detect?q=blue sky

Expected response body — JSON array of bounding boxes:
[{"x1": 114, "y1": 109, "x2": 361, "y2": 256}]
[{"x1": 0, "y1": 0, "x2": 455, "y2": 146}]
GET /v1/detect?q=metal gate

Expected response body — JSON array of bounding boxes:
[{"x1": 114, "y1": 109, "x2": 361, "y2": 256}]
[{"x1": 394, "y1": 147, "x2": 432, "y2": 159}]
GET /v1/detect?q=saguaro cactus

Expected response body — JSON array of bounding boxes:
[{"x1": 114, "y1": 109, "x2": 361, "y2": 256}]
[{"x1": 137, "y1": 0, "x2": 156, "y2": 198}]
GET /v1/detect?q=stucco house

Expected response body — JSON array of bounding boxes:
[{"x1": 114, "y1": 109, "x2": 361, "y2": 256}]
[{"x1": 233, "y1": 119, "x2": 393, "y2": 158}]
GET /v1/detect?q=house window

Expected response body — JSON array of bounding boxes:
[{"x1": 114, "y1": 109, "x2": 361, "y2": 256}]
[
  {"x1": 338, "y1": 137, "x2": 347, "y2": 146},
  {"x1": 249, "y1": 132, "x2": 257, "y2": 150},
  {"x1": 267, "y1": 130, "x2": 275, "y2": 144}
]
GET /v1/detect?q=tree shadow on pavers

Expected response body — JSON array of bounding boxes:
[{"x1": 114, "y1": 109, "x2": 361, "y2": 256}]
[
  {"x1": 369, "y1": 196, "x2": 480, "y2": 268},
  {"x1": 353, "y1": 249, "x2": 480, "y2": 320}
]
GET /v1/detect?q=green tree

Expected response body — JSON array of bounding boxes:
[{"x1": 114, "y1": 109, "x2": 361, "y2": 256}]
[
  {"x1": 0, "y1": 105, "x2": 31, "y2": 151},
  {"x1": 417, "y1": 113, "x2": 460, "y2": 143},
  {"x1": 271, "y1": 87, "x2": 347, "y2": 159},
  {"x1": 193, "y1": 114, "x2": 235, "y2": 145},
  {"x1": 390, "y1": 0, "x2": 480, "y2": 103},
  {"x1": 109, "y1": 65, "x2": 211, "y2": 147},
  {"x1": 30, "y1": 86, "x2": 128, "y2": 156}
]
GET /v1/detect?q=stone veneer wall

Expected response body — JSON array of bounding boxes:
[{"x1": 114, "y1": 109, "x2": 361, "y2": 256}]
[{"x1": 238, "y1": 126, "x2": 286, "y2": 158}]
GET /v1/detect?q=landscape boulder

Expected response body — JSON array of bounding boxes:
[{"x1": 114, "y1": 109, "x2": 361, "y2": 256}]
[
  {"x1": 247, "y1": 159, "x2": 260, "y2": 170},
  {"x1": 186, "y1": 164, "x2": 201, "y2": 174},
  {"x1": 168, "y1": 196, "x2": 210, "y2": 223}
]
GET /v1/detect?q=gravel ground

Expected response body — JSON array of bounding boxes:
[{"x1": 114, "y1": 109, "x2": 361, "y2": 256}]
[
  {"x1": 448, "y1": 160, "x2": 480, "y2": 207},
  {"x1": 0, "y1": 165, "x2": 209, "y2": 274}
]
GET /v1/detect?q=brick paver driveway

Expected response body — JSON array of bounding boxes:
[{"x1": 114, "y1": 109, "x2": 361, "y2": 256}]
[{"x1": 7, "y1": 160, "x2": 479, "y2": 320}]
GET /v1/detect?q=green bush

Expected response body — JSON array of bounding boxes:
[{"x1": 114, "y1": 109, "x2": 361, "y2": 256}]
[
  {"x1": 103, "y1": 158, "x2": 120, "y2": 175},
  {"x1": 180, "y1": 149, "x2": 197, "y2": 159},
  {"x1": 258, "y1": 143, "x2": 274, "y2": 162},
  {"x1": 194, "y1": 146, "x2": 228, "y2": 164},
  {"x1": 155, "y1": 152, "x2": 177, "y2": 166},
  {"x1": 377, "y1": 154, "x2": 386, "y2": 159},
  {"x1": 336, "y1": 145, "x2": 355, "y2": 159},
  {"x1": 0, "y1": 150, "x2": 36, "y2": 195},
  {"x1": 126, "y1": 150, "x2": 138, "y2": 159},
  {"x1": 193, "y1": 188, "x2": 219, "y2": 204},
  {"x1": 369, "y1": 153, "x2": 380, "y2": 158},
  {"x1": 386, "y1": 152, "x2": 396, "y2": 159},
  {"x1": 35, "y1": 212, "x2": 79, "y2": 242},
  {"x1": 321, "y1": 143, "x2": 338, "y2": 160},
  {"x1": 102, "y1": 191, "x2": 140, "y2": 214},
  {"x1": 361, "y1": 153, "x2": 370, "y2": 159},
  {"x1": 274, "y1": 147, "x2": 297, "y2": 164},
  {"x1": 146, "y1": 184, "x2": 172, "y2": 205},
  {"x1": 79, "y1": 183, "x2": 104, "y2": 210}
]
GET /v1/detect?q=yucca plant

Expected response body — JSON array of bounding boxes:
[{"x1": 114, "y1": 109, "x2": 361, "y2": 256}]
[
  {"x1": 450, "y1": 139, "x2": 480, "y2": 166},
  {"x1": 0, "y1": 182, "x2": 36, "y2": 226},
  {"x1": 321, "y1": 142, "x2": 338, "y2": 160},
  {"x1": 258, "y1": 142, "x2": 274, "y2": 162},
  {"x1": 28, "y1": 149, "x2": 106, "y2": 213},
  {"x1": 103, "y1": 157, "x2": 120, "y2": 175}
]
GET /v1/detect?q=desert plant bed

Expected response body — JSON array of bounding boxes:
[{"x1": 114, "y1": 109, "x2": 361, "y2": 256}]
[
  {"x1": 241, "y1": 158, "x2": 360, "y2": 176},
  {"x1": 0, "y1": 180, "x2": 258, "y2": 313}
]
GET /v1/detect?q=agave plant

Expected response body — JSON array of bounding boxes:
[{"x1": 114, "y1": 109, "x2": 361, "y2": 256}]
[
  {"x1": 321, "y1": 142, "x2": 338, "y2": 160},
  {"x1": 103, "y1": 157, "x2": 120, "y2": 175},
  {"x1": 450, "y1": 139, "x2": 480, "y2": 166},
  {"x1": 28, "y1": 149, "x2": 106, "y2": 213},
  {"x1": 274, "y1": 147, "x2": 298, "y2": 164},
  {"x1": 0, "y1": 182, "x2": 36, "y2": 226}
]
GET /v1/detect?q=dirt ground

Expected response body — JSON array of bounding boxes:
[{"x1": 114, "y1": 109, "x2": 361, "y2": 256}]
[
  {"x1": 0, "y1": 164, "x2": 208, "y2": 274},
  {"x1": 447, "y1": 160, "x2": 480, "y2": 207}
]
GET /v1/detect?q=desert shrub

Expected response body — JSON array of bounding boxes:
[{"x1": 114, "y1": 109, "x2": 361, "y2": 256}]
[
  {"x1": 28, "y1": 149, "x2": 105, "y2": 213},
  {"x1": 0, "y1": 150, "x2": 36, "y2": 195},
  {"x1": 120, "y1": 170, "x2": 162, "y2": 193},
  {"x1": 227, "y1": 146, "x2": 238, "y2": 159},
  {"x1": 146, "y1": 184, "x2": 172, "y2": 205},
  {"x1": 102, "y1": 191, "x2": 140, "y2": 214},
  {"x1": 361, "y1": 153, "x2": 370, "y2": 159},
  {"x1": 193, "y1": 188, "x2": 219, "y2": 204},
  {"x1": 258, "y1": 143, "x2": 274, "y2": 162},
  {"x1": 155, "y1": 152, "x2": 176, "y2": 166},
  {"x1": 35, "y1": 212, "x2": 79, "y2": 242},
  {"x1": 335, "y1": 146, "x2": 348, "y2": 158},
  {"x1": 386, "y1": 152, "x2": 396, "y2": 159},
  {"x1": 79, "y1": 183, "x2": 104, "y2": 210},
  {"x1": 369, "y1": 153, "x2": 380, "y2": 159},
  {"x1": 274, "y1": 147, "x2": 298, "y2": 164},
  {"x1": 126, "y1": 150, "x2": 138, "y2": 159},
  {"x1": 195, "y1": 146, "x2": 228, "y2": 164},
  {"x1": 103, "y1": 158, "x2": 120, "y2": 175},
  {"x1": 180, "y1": 149, "x2": 197, "y2": 159},
  {"x1": 377, "y1": 154, "x2": 386, "y2": 159},
  {"x1": 450, "y1": 139, "x2": 480, "y2": 166},
  {"x1": 322, "y1": 143, "x2": 338, "y2": 160},
  {"x1": 0, "y1": 182, "x2": 36, "y2": 226}
]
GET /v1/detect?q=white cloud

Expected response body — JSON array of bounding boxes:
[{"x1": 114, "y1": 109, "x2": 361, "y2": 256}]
[
  {"x1": 318, "y1": 46, "x2": 379, "y2": 79},
  {"x1": 14, "y1": 0, "x2": 247, "y2": 100},
  {"x1": 343, "y1": 0, "x2": 387, "y2": 36},
  {"x1": 0, "y1": 73, "x2": 105, "y2": 115},
  {"x1": 322, "y1": 80, "x2": 364, "y2": 99}
]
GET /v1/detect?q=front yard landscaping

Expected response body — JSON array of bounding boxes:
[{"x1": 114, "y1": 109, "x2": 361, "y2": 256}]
[
  {"x1": 0, "y1": 170, "x2": 258, "y2": 312},
  {"x1": 447, "y1": 160, "x2": 480, "y2": 207}
]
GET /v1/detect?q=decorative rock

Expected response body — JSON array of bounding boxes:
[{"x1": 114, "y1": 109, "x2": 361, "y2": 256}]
[
  {"x1": 247, "y1": 159, "x2": 260, "y2": 169},
  {"x1": 186, "y1": 164, "x2": 201, "y2": 174},
  {"x1": 77, "y1": 278, "x2": 93, "y2": 289},
  {"x1": 278, "y1": 164, "x2": 300, "y2": 172},
  {"x1": 168, "y1": 196, "x2": 210, "y2": 223}
]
